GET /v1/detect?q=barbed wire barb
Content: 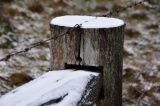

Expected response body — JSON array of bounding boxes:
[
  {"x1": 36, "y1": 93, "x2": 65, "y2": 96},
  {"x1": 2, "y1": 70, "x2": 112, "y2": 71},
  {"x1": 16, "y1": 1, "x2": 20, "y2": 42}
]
[{"x1": 0, "y1": 24, "x2": 83, "y2": 62}]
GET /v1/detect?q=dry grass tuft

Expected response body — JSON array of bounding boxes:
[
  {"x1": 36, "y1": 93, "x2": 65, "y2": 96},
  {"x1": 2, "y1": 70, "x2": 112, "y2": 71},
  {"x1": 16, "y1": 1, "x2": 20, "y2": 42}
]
[
  {"x1": 27, "y1": 0, "x2": 44, "y2": 13},
  {"x1": 7, "y1": 73, "x2": 33, "y2": 87}
]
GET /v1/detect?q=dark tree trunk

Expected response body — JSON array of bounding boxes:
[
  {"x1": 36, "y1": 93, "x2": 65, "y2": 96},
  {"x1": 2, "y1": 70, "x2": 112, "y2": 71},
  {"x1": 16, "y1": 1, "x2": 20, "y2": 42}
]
[{"x1": 50, "y1": 16, "x2": 125, "y2": 106}]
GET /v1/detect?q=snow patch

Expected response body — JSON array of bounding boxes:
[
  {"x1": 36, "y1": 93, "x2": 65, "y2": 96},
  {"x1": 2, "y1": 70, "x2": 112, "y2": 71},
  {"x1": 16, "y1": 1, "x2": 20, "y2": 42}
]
[{"x1": 50, "y1": 15, "x2": 124, "y2": 28}]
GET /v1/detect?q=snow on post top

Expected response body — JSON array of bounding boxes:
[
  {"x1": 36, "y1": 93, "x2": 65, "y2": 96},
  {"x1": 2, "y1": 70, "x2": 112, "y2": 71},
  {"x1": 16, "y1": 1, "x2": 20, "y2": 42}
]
[{"x1": 50, "y1": 15, "x2": 124, "y2": 29}]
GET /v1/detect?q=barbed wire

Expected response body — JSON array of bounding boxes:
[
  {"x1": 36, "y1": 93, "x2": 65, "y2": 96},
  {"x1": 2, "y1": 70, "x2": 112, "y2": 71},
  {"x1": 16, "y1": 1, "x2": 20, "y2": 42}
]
[
  {"x1": 99, "y1": 0, "x2": 147, "y2": 17},
  {"x1": 0, "y1": 23, "x2": 85, "y2": 62},
  {"x1": 0, "y1": 0, "x2": 147, "y2": 62},
  {"x1": 0, "y1": 28, "x2": 73, "y2": 62}
]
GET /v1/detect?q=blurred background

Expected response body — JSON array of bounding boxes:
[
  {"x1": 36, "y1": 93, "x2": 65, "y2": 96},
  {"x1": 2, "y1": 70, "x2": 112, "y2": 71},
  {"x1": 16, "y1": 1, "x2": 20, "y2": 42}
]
[{"x1": 0, "y1": 0, "x2": 159, "y2": 105}]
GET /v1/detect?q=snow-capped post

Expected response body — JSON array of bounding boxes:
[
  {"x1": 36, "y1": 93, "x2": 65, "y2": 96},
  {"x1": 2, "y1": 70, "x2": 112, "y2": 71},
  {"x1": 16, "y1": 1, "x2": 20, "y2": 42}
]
[{"x1": 50, "y1": 15, "x2": 125, "y2": 106}]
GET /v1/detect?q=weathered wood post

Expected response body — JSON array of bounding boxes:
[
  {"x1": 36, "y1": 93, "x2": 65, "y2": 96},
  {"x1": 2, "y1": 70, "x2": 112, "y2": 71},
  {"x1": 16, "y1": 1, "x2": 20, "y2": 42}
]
[{"x1": 50, "y1": 15, "x2": 125, "y2": 106}]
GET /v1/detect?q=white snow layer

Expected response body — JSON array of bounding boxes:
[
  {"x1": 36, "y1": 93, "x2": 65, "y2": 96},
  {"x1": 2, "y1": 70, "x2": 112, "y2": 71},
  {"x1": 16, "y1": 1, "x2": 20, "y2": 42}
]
[
  {"x1": 0, "y1": 70, "x2": 99, "y2": 106},
  {"x1": 50, "y1": 15, "x2": 124, "y2": 28}
]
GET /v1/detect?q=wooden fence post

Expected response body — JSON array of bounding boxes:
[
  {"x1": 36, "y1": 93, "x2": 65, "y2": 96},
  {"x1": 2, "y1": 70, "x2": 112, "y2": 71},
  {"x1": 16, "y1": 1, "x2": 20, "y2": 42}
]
[{"x1": 50, "y1": 15, "x2": 125, "y2": 106}]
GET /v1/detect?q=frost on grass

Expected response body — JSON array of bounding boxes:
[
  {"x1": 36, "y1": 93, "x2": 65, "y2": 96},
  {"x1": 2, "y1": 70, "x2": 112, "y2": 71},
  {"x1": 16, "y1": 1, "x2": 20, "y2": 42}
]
[
  {"x1": 50, "y1": 15, "x2": 124, "y2": 28},
  {"x1": 0, "y1": 70, "x2": 99, "y2": 106}
]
